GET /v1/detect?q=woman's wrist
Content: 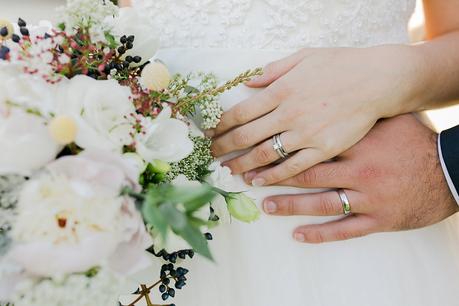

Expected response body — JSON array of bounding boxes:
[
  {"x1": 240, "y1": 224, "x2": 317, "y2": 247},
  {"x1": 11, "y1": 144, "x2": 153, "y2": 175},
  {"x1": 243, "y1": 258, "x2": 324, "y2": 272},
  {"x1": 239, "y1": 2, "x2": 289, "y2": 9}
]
[{"x1": 376, "y1": 44, "x2": 430, "y2": 118}]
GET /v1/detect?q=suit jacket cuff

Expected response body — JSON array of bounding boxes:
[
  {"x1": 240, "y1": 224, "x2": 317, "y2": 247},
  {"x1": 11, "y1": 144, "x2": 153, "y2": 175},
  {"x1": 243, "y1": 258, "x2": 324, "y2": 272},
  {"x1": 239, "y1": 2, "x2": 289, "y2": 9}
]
[{"x1": 438, "y1": 131, "x2": 459, "y2": 206}]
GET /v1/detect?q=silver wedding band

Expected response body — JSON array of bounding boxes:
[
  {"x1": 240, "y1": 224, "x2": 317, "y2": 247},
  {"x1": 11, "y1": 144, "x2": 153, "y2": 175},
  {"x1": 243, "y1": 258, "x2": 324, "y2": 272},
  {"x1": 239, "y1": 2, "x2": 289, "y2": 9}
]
[
  {"x1": 272, "y1": 134, "x2": 289, "y2": 159},
  {"x1": 338, "y1": 189, "x2": 352, "y2": 215}
]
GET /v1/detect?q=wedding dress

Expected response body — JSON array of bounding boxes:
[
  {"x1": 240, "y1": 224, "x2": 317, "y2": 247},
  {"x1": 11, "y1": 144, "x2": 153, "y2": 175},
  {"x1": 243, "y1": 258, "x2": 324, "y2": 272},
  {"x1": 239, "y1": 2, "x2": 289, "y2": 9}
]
[{"x1": 132, "y1": 1, "x2": 459, "y2": 305}]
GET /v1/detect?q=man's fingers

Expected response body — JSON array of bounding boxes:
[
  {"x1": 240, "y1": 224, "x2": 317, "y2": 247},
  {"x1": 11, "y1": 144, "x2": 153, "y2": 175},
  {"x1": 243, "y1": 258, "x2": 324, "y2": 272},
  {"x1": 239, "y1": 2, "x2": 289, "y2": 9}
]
[
  {"x1": 211, "y1": 112, "x2": 286, "y2": 157},
  {"x1": 251, "y1": 148, "x2": 324, "y2": 186},
  {"x1": 222, "y1": 131, "x2": 298, "y2": 174},
  {"x1": 245, "y1": 49, "x2": 308, "y2": 88},
  {"x1": 263, "y1": 190, "x2": 365, "y2": 216},
  {"x1": 293, "y1": 215, "x2": 377, "y2": 244},
  {"x1": 275, "y1": 161, "x2": 351, "y2": 189},
  {"x1": 210, "y1": 87, "x2": 281, "y2": 137}
]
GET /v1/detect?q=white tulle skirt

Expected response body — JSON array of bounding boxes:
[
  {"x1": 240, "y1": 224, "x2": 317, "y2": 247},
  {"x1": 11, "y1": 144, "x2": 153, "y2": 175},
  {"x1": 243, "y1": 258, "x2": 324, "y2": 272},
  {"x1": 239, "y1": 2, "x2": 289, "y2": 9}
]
[{"x1": 132, "y1": 48, "x2": 459, "y2": 306}]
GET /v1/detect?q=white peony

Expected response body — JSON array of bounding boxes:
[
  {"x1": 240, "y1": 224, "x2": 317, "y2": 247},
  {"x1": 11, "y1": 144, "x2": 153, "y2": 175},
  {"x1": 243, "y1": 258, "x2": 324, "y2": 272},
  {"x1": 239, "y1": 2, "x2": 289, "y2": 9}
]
[
  {"x1": 136, "y1": 107, "x2": 193, "y2": 163},
  {"x1": 107, "y1": 7, "x2": 160, "y2": 65},
  {"x1": 0, "y1": 67, "x2": 60, "y2": 176},
  {"x1": 57, "y1": 75, "x2": 135, "y2": 153},
  {"x1": 7, "y1": 151, "x2": 152, "y2": 278},
  {"x1": 0, "y1": 111, "x2": 60, "y2": 176}
]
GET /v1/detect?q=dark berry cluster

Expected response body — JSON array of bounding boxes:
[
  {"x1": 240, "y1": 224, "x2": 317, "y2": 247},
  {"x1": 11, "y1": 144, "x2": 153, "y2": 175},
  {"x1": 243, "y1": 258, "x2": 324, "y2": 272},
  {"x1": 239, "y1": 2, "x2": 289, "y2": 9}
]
[
  {"x1": 149, "y1": 247, "x2": 195, "y2": 264},
  {"x1": 159, "y1": 263, "x2": 189, "y2": 301},
  {"x1": 0, "y1": 18, "x2": 28, "y2": 60},
  {"x1": 18, "y1": 18, "x2": 29, "y2": 37},
  {"x1": 118, "y1": 35, "x2": 142, "y2": 63}
]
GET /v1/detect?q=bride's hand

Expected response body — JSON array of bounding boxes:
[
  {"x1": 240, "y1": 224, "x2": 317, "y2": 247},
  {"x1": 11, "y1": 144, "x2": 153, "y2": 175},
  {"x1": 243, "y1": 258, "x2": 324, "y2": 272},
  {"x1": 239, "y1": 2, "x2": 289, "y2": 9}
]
[{"x1": 209, "y1": 46, "x2": 423, "y2": 186}]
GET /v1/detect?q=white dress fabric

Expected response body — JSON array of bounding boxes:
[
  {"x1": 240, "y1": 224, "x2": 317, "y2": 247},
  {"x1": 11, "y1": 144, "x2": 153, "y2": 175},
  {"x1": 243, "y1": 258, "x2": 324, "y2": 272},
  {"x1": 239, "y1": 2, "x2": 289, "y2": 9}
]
[{"x1": 133, "y1": 1, "x2": 459, "y2": 305}]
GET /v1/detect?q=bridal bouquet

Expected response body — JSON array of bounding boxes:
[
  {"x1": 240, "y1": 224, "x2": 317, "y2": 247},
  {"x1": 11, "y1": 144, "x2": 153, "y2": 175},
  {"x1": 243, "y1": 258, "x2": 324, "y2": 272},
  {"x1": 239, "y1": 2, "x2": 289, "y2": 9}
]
[{"x1": 0, "y1": 1, "x2": 261, "y2": 305}]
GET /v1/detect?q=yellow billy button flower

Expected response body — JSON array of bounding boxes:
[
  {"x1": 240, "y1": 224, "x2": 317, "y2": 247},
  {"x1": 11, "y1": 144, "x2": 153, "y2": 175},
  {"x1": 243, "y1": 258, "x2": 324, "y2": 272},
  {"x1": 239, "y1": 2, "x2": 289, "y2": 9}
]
[
  {"x1": 0, "y1": 19, "x2": 14, "y2": 40},
  {"x1": 140, "y1": 62, "x2": 171, "y2": 91},
  {"x1": 226, "y1": 193, "x2": 260, "y2": 223},
  {"x1": 48, "y1": 115, "x2": 78, "y2": 145}
]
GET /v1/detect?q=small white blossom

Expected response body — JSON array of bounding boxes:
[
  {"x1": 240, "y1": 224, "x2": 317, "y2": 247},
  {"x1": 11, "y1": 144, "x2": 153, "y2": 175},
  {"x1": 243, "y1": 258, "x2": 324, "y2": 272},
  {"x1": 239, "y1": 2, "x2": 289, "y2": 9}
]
[
  {"x1": 12, "y1": 268, "x2": 128, "y2": 306},
  {"x1": 57, "y1": 0, "x2": 119, "y2": 43}
]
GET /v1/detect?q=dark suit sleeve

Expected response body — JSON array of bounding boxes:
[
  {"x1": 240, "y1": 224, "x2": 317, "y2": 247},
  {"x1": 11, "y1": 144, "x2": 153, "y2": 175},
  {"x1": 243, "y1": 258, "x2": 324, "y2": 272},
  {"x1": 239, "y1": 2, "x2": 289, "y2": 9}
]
[{"x1": 438, "y1": 125, "x2": 459, "y2": 205}]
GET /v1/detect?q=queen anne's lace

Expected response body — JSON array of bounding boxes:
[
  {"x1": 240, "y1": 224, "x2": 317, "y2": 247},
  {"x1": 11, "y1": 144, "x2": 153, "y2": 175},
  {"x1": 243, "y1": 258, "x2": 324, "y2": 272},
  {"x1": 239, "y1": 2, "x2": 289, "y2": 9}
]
[{"x1": 133, "y1": 0, "x2": 416, "y2": 49}]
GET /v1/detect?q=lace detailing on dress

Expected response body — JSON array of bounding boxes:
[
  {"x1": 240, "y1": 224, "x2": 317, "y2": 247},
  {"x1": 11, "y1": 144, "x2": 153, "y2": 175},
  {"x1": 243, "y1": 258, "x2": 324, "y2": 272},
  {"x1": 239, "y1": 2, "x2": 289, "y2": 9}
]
[{"x1": 133, "y1": 0, "x2": 416, "y2": 49}]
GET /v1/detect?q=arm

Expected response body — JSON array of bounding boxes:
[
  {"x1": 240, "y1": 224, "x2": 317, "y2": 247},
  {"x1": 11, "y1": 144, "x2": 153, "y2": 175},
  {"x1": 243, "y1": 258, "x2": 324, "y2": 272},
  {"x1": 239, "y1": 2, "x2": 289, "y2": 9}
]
[
  {"x1": 211, "y1": 0, "x2": 459, "y2": 186},
  {"x1": 407, "y1": 0, "x2": 459, "y2": 111}
]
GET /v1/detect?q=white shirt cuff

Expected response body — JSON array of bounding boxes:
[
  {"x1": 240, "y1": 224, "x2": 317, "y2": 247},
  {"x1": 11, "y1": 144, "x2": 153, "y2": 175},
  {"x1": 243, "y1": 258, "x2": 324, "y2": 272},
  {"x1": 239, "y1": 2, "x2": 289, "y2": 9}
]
[{"x1": 438, "y1": 134, "x2": 459, "y2": 205}]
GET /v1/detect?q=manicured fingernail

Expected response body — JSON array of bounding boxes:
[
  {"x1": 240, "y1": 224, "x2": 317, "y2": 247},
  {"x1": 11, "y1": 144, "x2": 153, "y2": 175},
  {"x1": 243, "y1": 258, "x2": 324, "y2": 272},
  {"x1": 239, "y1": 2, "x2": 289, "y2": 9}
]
[
  {"x1": 244, "y1": 171, "x2": 257, "y2": 182},
  {"x1": 251, "y1": 178, "x2": 266, "y2": 187},
  {"x1": 263, "y1": 201, "x2": 277, "y2": 214},
  {"x1": 204, "y1": 129, "x2": 215, "y2": 138},
  {"x1": 294, "y1": 233, "x2": 305, "y2": 242}
]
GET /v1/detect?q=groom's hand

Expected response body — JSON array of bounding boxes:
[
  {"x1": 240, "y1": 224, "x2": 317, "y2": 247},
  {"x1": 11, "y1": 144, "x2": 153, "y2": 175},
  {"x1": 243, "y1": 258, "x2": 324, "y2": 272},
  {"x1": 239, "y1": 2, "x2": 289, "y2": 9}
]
[{"x1": 248, "y1": 115, "x2": 459, "y2": 243}]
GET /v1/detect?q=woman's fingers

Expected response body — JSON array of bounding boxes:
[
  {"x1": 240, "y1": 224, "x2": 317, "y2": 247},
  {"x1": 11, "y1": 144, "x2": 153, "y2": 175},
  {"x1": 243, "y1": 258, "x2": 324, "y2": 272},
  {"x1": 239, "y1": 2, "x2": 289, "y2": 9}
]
[
  {"x1": 245, "y1": 49, "x2": 309, "y2": 88},
  {"x1": 263, "y1": 190, "x2": 365, "y2": 216},
  {"x1": 209, "y1": 86, "x2": 281, "y2": 137},
  {"x1": 222, "y1": 132, "x2": 298, "y2": 174},
  {"x1": 251, "y1": 148, "x2": 325, "y2": 186},
  {"x1": 211, "y1": 112, "x2": 285, "y2": 157},
  {"x1": 293, "y1": 214, "x2": 377, "y2": 244}
]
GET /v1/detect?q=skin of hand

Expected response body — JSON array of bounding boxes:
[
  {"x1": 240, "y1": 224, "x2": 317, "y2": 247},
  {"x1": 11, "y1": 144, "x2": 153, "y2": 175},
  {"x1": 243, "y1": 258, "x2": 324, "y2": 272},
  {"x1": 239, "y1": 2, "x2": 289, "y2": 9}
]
[
  {"x1": 211, "y1": 45, "x2": 424, "y2": 187},
  {"x1": 243, "y1": 115, "x2": 459, "y2": 243},
  {"x1": 210, "y1": 0, "x2": 459, "y2": 187}
]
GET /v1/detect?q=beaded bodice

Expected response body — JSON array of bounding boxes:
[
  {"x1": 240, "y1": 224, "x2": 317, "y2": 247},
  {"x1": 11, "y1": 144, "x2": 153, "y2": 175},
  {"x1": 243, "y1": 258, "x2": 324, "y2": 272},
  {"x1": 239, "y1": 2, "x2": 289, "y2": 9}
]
[{"x1": 132, "y1": 0, "x2": 416, "y2": 49}]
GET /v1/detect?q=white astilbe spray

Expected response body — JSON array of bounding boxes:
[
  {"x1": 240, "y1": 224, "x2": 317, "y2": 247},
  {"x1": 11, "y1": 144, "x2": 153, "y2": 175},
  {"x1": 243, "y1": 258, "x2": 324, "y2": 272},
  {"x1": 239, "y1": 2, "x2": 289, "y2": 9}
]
[
  {"x1": 199, "y1": 97, "x2": 223, "y2": 130},
  {"x1": 57, "y1": 0, "x2": 119, "y2": 43}
]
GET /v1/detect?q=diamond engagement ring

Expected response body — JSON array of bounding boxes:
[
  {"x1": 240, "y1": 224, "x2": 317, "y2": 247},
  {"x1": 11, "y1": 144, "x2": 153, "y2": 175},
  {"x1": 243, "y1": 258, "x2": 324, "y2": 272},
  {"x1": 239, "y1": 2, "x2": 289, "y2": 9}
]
[{"x1": 272, "y1": 134, "x2": 289, "y2": 159}]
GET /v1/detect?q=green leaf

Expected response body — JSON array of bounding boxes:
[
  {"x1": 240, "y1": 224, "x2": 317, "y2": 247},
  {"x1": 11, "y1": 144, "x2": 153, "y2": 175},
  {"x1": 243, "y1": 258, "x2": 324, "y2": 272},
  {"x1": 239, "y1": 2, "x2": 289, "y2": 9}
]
[
  {"x1": 142, "y1": 191, "x2": 168, "y2": 241},
  {"x1": 57, "y1": 22, "x2": 66, "y2": 31},
  {"x1": 177, "y1": 222, "x2": 213, "y2": 260},
  {"x1": 188, "y1": 215, "x2": 211, "y2": 228},
  {"x1": 159, "y1": 204, "x2": 187, "y2": 231},
  {"x1": 168, "y1": 185, "x2": 216, "y2": 213},
  {"x1": 104, "y1": 31, "x2": 118, "y2": 49}
]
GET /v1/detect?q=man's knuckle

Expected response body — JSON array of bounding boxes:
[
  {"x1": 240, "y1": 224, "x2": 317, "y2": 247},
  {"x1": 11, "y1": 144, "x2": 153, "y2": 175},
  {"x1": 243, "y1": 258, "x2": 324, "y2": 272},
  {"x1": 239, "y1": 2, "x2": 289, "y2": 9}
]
[
  {"x1": 299, "y1": 169, "x2": 318, "y2": 186},
  {"x1": 285, "y1": 197, "x2": 297, "y2": 215},
  {"x1": 318, "y1": 195, "x2": 337, "y2": 215},
  {"x1": 357, "y1": 165, "x2": 381, "y2": 181},
  {"x1": 305, "y1": 230, "x2": 325, "y2": 244}
]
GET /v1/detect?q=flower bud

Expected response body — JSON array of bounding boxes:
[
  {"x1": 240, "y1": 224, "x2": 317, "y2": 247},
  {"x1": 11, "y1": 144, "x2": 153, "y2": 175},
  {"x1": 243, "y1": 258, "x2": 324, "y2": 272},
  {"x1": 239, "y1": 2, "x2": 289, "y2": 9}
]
[
  {"x1": 48, "y1": 115, "x2": 77, "y2": 145},
  {"x1": 0, "y1": 20, "x2": 14, "y2": 40},
  {"x1": 150, "y1": 159, "x2": 171, "y2": 174},
  {"x1": 140, "y1": 62, "x2": 171, "y2": 91},
  {"x1": 226, "y1": 193, "x2": 260, "y2": 223}
]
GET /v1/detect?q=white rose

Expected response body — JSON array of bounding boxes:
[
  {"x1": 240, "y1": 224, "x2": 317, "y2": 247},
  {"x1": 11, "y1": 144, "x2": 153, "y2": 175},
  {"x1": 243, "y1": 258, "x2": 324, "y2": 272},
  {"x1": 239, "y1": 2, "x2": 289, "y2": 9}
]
[
  {"x1": 8, "y1": 151, "x2": 151, "y2": 277},
  {"x1": 57, "y1": 75, "x2": 135, "y2": 152},
  {"x1": 136, "y1": 107, "x2": 193, "y2": 163},
  {"x1": 108, "y1": 7, "x2": 160, "y2": 65},
  {"x1": 0, "y1": 110, "x2": 60, "y2": 176}
]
